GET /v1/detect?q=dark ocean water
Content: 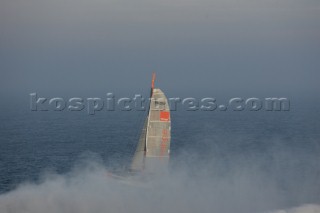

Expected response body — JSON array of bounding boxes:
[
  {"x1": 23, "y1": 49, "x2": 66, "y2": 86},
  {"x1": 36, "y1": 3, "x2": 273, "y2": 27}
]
[{"x1": 0, "y1": 99, "x2": 319, "y2": 213}]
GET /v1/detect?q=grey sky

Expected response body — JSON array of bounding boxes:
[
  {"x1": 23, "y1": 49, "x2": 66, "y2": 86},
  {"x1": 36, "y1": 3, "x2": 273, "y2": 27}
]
[{"x1": 1, "y1": 0, "x2": 319, "y2": 98}]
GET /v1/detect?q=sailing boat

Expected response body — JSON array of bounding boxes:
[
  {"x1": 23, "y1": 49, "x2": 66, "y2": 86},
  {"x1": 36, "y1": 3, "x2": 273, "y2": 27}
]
[{"x1": 130, "y1": 73, "x2": 171, "y2": 174}]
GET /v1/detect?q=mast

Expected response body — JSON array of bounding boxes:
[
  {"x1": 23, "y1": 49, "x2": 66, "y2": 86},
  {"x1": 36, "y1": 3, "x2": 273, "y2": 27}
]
[{"x1": 150, "y1": 72, "x2": 156, "y2": 97}]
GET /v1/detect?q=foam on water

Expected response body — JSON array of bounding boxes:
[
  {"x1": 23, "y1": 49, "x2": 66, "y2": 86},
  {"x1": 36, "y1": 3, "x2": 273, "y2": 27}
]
[{"x1": 0, "y1": 155, "x2": 319, "y2": 213}]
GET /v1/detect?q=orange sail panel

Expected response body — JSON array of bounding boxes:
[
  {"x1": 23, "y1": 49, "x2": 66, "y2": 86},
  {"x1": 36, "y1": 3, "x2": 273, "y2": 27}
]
[{"x1": 160, "y1": 111, "x2": 170, "y2": 121}]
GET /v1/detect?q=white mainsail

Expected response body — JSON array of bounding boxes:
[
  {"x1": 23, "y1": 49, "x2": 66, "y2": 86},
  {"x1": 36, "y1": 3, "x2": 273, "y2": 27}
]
[{"x1": 130, "y1": 73, "x2": 171, "y2": 173}]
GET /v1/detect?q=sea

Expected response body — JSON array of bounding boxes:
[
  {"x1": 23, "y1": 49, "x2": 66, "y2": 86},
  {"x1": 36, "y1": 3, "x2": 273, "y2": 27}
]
[{"x1": 0, "y1": 97, "x2": 319, "y2": 213}]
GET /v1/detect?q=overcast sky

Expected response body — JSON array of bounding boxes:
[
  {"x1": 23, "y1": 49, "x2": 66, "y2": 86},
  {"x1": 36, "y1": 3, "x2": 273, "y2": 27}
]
[{"x1": 1, "y1": 0, "x2": 319, "y2": 99}]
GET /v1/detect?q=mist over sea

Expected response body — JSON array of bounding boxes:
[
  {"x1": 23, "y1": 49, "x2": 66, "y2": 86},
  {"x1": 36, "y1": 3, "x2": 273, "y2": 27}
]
[{"x1": 0, "y1": 99, "x2": 319, "y2": 213}]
